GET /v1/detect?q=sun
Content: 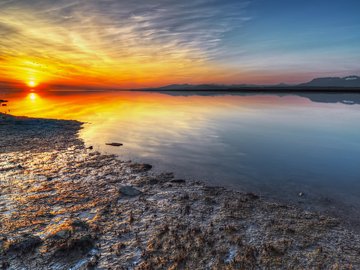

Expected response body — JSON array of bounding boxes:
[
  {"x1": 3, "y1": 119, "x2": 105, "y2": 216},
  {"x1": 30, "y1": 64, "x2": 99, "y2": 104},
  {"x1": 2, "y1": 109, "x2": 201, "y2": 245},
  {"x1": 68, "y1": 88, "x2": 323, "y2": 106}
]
[{"x1": 27, "y1": 80, "x2": 38, "y2": 88}]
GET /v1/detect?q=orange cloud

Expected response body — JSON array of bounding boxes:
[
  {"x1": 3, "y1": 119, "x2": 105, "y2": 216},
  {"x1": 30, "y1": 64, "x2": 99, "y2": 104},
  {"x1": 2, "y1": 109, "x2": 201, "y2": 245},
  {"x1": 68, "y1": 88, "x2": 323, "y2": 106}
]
[{"x1": 0, "y1": 0, "x2": 249, "y2": 88}]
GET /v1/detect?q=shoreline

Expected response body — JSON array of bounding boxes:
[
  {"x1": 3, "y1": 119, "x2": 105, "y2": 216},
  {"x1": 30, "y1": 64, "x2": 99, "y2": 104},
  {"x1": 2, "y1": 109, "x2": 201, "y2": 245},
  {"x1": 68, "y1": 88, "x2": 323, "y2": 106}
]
[{"x1": 1, "y1": 113, "x2": 359, "y2": 269}]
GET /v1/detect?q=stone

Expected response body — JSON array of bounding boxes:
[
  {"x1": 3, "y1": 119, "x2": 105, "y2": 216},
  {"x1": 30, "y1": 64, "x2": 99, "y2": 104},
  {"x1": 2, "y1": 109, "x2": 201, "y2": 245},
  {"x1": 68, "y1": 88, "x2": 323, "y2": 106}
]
[
  {"x1": 170, "y1": 179, "x2": 186, "y2": 184},
  {"x1": 129, "y1": 163, "x2": 152, "y2": 173},
  {"x1": 119, "y1": 186, "x2": 142, "y2": 197},
  {"x1": 71, "y1": 220, "x2": 89, "y2": 231},
  {"x1": 246, "y1": 192, "x2": 259, "y2": 200},
  {"x1": 106, "y1": 142, "x2": 123, "y2": 147},
  {"x1": 66, "y1": 234, "x2": 94, "y2": 253},
  {"x1": 7, "y1": 234, "x2": 42, "y2": 253},
  {"x1": 53, "y1": 229, "x2": 72, "y2": 240}
]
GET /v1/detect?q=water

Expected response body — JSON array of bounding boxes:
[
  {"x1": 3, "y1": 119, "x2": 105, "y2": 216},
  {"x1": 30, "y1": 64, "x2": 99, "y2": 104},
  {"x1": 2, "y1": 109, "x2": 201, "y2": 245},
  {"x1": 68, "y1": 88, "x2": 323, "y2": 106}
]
[{"x1": 2, "y1": 90, "x2": 360, "y2": 226}]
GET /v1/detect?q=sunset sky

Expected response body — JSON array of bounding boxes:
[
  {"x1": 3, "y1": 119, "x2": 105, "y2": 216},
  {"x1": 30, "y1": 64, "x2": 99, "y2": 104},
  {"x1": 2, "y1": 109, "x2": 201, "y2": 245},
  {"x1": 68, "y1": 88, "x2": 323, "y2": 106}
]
[{"x1": 0, "y1": 0, "x2": 359, "y2": 89}]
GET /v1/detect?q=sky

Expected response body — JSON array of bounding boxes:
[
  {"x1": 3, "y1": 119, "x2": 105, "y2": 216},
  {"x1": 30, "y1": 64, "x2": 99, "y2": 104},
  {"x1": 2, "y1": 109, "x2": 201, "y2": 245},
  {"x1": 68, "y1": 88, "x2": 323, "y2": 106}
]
[{"x1": 0, "y1": 0, "x2": 359, "y2": 88}]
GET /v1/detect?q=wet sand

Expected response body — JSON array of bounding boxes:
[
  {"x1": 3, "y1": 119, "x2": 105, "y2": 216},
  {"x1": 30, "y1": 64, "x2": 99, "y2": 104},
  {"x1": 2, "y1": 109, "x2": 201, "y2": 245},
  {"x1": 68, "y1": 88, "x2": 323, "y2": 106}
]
[{"x1": 0, "y1": 112, "x2": 359, "y2": 269}]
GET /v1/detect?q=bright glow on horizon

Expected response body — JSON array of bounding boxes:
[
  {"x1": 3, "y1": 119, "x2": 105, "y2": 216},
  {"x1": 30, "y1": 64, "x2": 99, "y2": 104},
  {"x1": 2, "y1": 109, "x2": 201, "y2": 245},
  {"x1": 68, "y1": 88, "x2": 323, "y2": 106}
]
[{"x1": 27, "y1": 81, "x2": 38, "y2": 88}]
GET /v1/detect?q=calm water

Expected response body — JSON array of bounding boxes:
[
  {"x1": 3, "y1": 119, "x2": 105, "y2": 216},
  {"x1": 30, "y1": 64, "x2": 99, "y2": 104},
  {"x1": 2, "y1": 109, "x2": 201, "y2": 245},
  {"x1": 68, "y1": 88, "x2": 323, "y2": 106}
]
[{"x1": 2, "y1": 90, "x2": 360, "y2": 225}]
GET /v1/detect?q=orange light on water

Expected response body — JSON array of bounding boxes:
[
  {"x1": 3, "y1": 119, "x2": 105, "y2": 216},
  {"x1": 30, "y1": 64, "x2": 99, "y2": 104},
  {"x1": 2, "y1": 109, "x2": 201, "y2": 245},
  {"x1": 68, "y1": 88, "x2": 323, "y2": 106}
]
[{"x1": 28, "y1": 93, "x2": 37, "y2": 101}]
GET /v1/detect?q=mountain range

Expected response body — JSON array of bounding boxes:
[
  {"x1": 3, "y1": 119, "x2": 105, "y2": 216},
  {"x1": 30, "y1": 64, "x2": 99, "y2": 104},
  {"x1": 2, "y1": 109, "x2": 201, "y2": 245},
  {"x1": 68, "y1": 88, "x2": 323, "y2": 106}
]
[
  {"x1": 299, "y1": 76, "x2": 360, "y2": 88},
  {"x1": 142, "y1": 76, "x2": 360, "y2": 91}
]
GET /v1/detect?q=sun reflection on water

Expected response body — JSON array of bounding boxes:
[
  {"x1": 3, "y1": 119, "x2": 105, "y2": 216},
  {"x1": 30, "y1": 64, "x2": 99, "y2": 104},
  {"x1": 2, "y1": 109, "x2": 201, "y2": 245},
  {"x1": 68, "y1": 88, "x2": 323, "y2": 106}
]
[{"x1": 28, "y1": 93, "x2": 38, "y2": 101}]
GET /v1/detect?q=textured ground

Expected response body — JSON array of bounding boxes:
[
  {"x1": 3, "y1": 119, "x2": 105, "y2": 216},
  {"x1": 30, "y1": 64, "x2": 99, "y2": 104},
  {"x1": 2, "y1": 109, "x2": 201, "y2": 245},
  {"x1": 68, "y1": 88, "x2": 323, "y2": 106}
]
[{"x1": 0, "y1": 113, "x2": 359, "y2": 269}]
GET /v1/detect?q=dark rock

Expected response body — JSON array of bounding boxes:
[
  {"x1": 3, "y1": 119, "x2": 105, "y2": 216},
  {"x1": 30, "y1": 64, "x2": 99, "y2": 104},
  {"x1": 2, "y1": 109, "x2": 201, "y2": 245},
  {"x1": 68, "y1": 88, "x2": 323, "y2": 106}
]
[
  {"x1": 184, "y1": 205, "x2": 191, "y2": 215},
  {"x1": 204, "y1": 196, "x2": 216, "y2": 204},
  {"x1": 170, "y1": 179, "x2": 186, "y2": 184},
  {"x1": 1, "y1": 261, "x2": 10, "y2": 269},
  {"x1": 204, "y1": 186, "x2": 223, "y2": 196},
  {"x1": 119, "y1": 186, "x2": 142, "y2": 197},
  {"x1": 180, "y1": 194, "x2": 190, "y2": 200},
  {"x1": 246, "y1": 192, "x2": 259, "y2": 200},
  {"x1": 71, "y1": 220, "x2": 89, "y2": 231},
  {"x1": 148, "y1": 178, "x2": 159, "y2": 185},
  {"x1": 55, "y1": 234, "x2": 94, "y2": 255},
  {"x1": 7, "y1": 234, "x2": 42, "y2": 253},
  {"x1": 52, "y1": 229, "x2": 72, "y2": 240},
  {"x1": 38, "y1": 212, "x2": 55, "y2": 218},
  {"x1": 129, "y1": 163, "x2": 152, "y2": 173},
  {"x1": 87, "y1": 146, "x2": 93, "y2": 150},
  {"x1": 129, "y1": 211, "x2": 134, "y2": 223},
  {"x1": 106, "y1": 142, "x2": 123, "y2": 147},
  {"x1": 264, "y1": 243, "x2": 285, "y2": 256},
  {"x1": 156, "y1": 172, "x2": 174, "y2": 183},
  {"x1": 66, "y1": 234, "x2": 94, "y2": 253}
]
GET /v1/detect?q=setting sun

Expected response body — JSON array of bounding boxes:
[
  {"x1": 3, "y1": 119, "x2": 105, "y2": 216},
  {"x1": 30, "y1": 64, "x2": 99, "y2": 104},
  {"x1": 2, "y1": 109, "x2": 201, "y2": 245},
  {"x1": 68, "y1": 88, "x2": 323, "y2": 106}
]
[{"x1": 27, "y1": 81, "x2": 38, "y2": 88}]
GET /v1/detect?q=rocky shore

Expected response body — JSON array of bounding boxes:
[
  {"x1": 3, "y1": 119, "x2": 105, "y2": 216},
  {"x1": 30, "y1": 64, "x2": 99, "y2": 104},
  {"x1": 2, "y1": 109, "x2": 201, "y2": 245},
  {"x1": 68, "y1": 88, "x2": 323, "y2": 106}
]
[{"x1": 0, "y1": 113, "x2": 359, "y2": 269}]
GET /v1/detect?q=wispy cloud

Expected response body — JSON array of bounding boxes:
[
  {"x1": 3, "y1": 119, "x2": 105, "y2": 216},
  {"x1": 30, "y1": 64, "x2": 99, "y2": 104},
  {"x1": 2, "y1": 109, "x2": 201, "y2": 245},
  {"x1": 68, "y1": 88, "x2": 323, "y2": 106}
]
[{"x1": 0, "y1": 0, "x2": 250, "y2": 87}]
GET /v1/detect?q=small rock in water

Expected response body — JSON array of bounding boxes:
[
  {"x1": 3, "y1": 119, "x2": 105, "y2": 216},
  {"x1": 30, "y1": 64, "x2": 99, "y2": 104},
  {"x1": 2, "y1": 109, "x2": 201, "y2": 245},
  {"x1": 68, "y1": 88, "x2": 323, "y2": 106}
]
[
  {"x1": 119, "y1": 186, "x2": 142, "y2": 197},
  {"x1": 298, "y1": 192, "x2": 304, "y2": 197},
  {"x1": 106, "y1": 142, "x2": 123, "y2": 147},
  {"x1": 170, "y1": 179, "x2": 186, "y2": 184}
]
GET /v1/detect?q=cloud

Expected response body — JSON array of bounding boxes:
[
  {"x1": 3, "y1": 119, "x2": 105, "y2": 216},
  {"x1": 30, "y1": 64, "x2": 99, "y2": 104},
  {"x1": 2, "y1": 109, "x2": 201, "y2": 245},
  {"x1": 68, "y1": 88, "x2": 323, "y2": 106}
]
[{"x1": 0, "y1": 0, "x2": 251, "y2": 86}]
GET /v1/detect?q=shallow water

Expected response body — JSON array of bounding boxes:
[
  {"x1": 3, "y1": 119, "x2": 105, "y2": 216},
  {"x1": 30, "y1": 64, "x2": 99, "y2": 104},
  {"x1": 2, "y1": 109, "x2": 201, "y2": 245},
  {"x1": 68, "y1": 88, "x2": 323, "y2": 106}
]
[{"x1": 2, "y1": 89, "x2": 360, "y2": 224}]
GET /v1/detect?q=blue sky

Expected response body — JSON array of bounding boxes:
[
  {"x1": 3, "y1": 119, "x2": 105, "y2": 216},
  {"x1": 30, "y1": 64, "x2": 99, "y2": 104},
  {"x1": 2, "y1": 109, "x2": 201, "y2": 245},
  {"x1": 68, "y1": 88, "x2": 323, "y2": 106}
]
[{"x1": 223, "y1": 0, "x2": 360, "y2": 82}]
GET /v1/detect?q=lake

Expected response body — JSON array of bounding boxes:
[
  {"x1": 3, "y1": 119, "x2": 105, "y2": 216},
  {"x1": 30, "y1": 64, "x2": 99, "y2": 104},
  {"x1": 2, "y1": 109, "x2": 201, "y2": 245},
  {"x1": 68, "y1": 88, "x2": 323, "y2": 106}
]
[{"x1": 2, "y1": 90, "x2": 360, "y2": 227}]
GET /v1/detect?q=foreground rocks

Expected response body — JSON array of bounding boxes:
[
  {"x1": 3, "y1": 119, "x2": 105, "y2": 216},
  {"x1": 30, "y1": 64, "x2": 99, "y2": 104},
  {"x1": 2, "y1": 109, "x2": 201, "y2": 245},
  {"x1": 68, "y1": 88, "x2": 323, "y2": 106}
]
[{"x1": 0, "y1": 113, "x2": 359, "y2": 269}]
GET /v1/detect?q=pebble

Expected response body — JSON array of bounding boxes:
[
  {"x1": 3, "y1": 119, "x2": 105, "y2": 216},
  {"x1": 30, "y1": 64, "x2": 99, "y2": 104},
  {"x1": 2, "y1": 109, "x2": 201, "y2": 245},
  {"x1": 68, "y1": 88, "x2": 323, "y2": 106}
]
[
  {"x1": 119, "y1": 186, "x2": 142, "y2": 197},
  {"x1": 106, "y1": 142, "x2": 123, "y2": 147}
]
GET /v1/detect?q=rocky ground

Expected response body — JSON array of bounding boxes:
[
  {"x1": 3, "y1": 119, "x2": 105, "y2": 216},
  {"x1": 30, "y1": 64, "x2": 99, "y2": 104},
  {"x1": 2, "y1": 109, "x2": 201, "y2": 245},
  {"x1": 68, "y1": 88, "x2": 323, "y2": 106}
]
[{"x1": 0, "y1": 113, "x2": 359, "y2": 270}]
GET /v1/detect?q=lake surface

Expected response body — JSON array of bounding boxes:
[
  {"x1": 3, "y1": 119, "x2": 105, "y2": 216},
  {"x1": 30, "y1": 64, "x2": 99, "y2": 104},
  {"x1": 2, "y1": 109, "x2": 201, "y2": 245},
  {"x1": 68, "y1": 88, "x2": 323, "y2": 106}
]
[{"x1": 2, "y1": 90, "x2": 360, "y2": 226}]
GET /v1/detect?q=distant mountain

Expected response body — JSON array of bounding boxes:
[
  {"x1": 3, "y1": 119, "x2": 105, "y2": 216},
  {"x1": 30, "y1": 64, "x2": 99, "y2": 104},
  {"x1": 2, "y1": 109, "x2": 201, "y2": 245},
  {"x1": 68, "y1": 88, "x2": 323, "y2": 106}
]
[
  {"x1": 146, "y1": 83, "x2": 288, "y2": 91},
  {"x1": 142, "y1": 76, "x2": 360, "y2": 91},
  {"x1": 299, "y1": 76, "x2": 360, "y2": 88},
  {"x1": 155, "y1": 84, "x2": 227, "y2": 90},
  {"x1": 154, "y1": 84, "x2": 254, "y2": 90}
]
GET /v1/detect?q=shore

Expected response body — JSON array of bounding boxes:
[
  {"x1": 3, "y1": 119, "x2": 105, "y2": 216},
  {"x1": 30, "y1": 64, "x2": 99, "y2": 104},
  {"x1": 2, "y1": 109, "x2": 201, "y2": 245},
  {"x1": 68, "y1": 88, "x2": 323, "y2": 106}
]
[{"x1": 0, "y1": 113, "x2": 359, "y2": 269}]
